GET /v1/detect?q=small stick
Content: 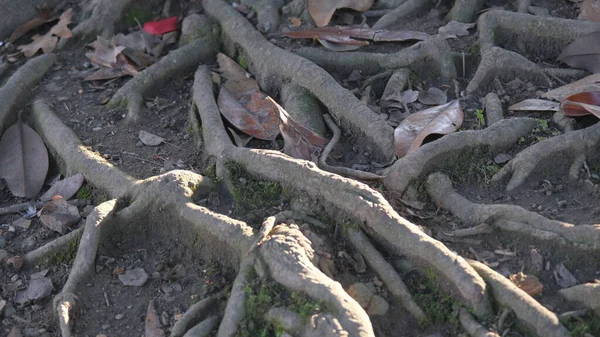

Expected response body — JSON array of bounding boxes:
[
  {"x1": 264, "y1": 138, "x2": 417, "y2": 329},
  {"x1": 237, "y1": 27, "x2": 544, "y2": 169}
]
[
  {"x1": 320, "y1": 114, "x2": 384, "y2": 180},
  {"x1": 443, "y1": 223, "x2": 493, "y2": 237},
  {"x1": 103, "y1": 290, "x2": 110, "y2": 307}
]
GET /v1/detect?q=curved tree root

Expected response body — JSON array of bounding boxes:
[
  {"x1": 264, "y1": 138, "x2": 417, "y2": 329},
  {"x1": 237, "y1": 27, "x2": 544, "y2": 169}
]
[
  {"x1": 217, "y1": 255, "x2": 256, "y2": 337},
  {"x1": 558, "y1": 283, "x2": 600, "y2": 316},
  {"x1": 426, "y1": 172, "x2": 600, "y2": 250},
  {"x1": 202, "y1": 0, "x2": 396, "y2": 162},
  {"x1": 108, "y1": 34, "x2": 219, "y2": 123},
  {"x1": 468, "y1": 259, "x2": 570, "y2": 337},
  {"x1": 0, "y1": 54, "x2": 56, "y2": 133},
  {"x1": 171, "y1": 297, "x2": 217, "y2": 337},
  {"x1": 266, "y1": 307, "x2": 350, "y2": 337},
  {"x1": 61, "y1": 0, "x2": 135, "y2": 44},
  {"x1": 383, "y1": 117, "x2": 536, "y2": 193},
  {"x1": 23, "y1": 226, "x2": 84, "y2": 267},
  {"x1": 467, "y1": 10, "x2": 600, "y2": 94},
  {"x1": 459, "y1": 308, "x2": 500, "y2": 337},
  {"x1": 294, "y1": 37, "x2": 456, "y2": 83},
  {"x1": 492, "y1": 123, "x2": 600, "y2": 192},
  {"x1": 372, "y1": 0, "x2": 433, "y2": 29},
  {"x1": 193, "y1": 65, "x2": 492, "y2": 317},
  {"x1": 345, "y1": 228, "x2": 425, "y2": 321}
]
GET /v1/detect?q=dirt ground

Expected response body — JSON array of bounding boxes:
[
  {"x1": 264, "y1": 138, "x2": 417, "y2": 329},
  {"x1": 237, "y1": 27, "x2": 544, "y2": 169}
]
[{"x1": 1, "y1": 0, "x2": 599, "y2": 336}]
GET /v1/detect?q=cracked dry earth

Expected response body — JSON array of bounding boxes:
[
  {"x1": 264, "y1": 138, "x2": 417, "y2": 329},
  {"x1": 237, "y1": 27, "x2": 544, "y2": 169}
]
[{"x1": 1, "y1": 0, "x2": 600, "y2": 337}]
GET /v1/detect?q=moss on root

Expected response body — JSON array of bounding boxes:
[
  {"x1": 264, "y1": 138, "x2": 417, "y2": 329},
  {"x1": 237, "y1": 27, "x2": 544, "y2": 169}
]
[
  {"x1": 38, "y1": 237, "x2": 80, "y2": 268},
  {"x1": 563, "y1": 312, "x2": 600, "y2": 337}
]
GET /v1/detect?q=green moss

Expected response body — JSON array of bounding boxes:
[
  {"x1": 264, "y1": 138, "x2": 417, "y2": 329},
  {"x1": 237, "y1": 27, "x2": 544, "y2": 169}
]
[
  {"x1": 237, "y1": 54, "x2": 248, "y2": 70},
  {"x1": 226, "y1": 161, "x2": 284, "y2": 220},
  {"x1": 96, "y1": 193, "x2": 109, "y2": 204},
  {"x1": 75, "y1": 184, "x2": 92, "y2": 200},
  {"x1": 564, "y1": 312, "x2": 600, "y2": 337},
  {"x1": 203, "y1": 164, "x2": 220, "y2": 183},
  {"x1": 405, "y1": 269, "x2": 460, "y2": 328},
  {"x1": 237, "y1": 277, "x2": 323, "y2": 337},
  {"x1": 471, "y1": 43, "x2": 480, "y2": 55},
  {"x1": 407, "y1": 178, "x2": 428, "y2": 200},
  {"x1": 442, "y1": 147, "x2": 497, "y2": 186},
  {"x1": 475, "y1": 108, "x2": 485, "y2": 126},
  {"x1": 39, "y1": 237, "x2": 80, "y2": 268}
]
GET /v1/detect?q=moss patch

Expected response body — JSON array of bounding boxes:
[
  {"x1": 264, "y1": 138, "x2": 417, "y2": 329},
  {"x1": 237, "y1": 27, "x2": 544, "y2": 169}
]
[
  {"x1": 563, "y1": 312, "x2": 600, "y2": 337},
  {"x1": 405, "y1": 269, "x2": 460, "y2": 329},
  {"x1": 39, "y1": 236, "x2": 80, "y2": 268}
]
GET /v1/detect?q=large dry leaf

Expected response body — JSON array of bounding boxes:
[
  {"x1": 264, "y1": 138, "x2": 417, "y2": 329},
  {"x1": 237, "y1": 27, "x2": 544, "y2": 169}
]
[
  {"x1": 39, "y1": 173, "x2": 85, "y2": 202},
  {"x1": 18, "y1": 34, "x2": 58, "y2": 57},
  {"x1": 579, "y1": 0, "x2": 600, "y2": 21},
  {"x1": 217, "y1": 87, "x2": 280, "y2": 140},
  {"x1": 39, "y1": 196, "x2": 81, "y2": 234},
  {"x1": 509, "y1": 272, "x2": 543, "y2": 296},
  {"x1": 317, "y1": 38, "x2": 363, "y2": 51},
  {"x1": 509, "y1": 99, "x2": 560, "y2": 111},
  {"x1": 0, "y1": 121, "x2": 49, "y2": 198},
  {"x1": 285, "y1": 26, "x2": 430, "y2": 46},
  {"x1": 48, "y1": 8, "x2": 73, "y2": 39},
  {"x1": 86, "y1": 37, "x2": 126, "y2": 69},
  {"x1": 394, "y1": 100, "x2": 464, "y2": 158},
  {"x1": 417, "y1": 87, "x2": 447, "y2": 105},
  {"x1": 217, "y1": 53, "x2": 259, "y2": 97},
  {"x1": 542, "y1": 73, "x2": 600, "y2": 101},
  {"x1": 145, "y1": 301, "x2": 165, "y2": 337},
  {"x1": 309, "y1": 0, "x2": 374, "y2": 27},
  {"x1": 8, "y1": 5, "x2": 56, "y2": 43},
  {"x1": 272, "y1": 97, "x2": 328, "y2": 160},
  {"x1": 558, "y1": 31, "x2": 600, "y2": 73},
  {"x1": 560, "y1": 91, "x2": 600, "y2": 118}
]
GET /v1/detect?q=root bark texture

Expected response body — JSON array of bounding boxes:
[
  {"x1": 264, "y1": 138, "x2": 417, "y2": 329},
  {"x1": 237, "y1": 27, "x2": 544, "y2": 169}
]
[
  {"x1": 372, "y1": 0, "x2": 433, "y2": 29},
  {"x1": 383, "y1": 118, "x2": 536, "y2": 193},
  {"x1": 468, "y1": 260, "x2": 570, "y2": 337},
  {"x1": 559, "y1": 283, "x2": 600, "y2": 316},
  {"x1": 459, "y1": 309, "x2": 500, "y2": 337},
  {"x1": 427, "y1": 172, "x2": 600, "y2": 250},
  {"x1": 492, "y1": 123, "x2": 600, "y2": 192}
]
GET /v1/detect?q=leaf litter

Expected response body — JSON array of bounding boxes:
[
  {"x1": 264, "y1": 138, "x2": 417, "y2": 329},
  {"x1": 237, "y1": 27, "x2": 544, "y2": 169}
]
[
  {"x1": 309, "y1": 0, "x2": 374, "y2": 27},
  {"x1": 437, "y1": 21, "x2": 476, "y2": 39},
  {"x1": 8, "y1": 4, "x2": 57, "y2": 43},
  {"x1": 38, "y1": 196, "x2": 81, "y2": 234},
  {"x1": 560, "y1": 91, "x2": 600, "y2": 118},
  {"x1": 39, "y1": 173, "x2": 85, "y2": 202},
  {"x1": 285, "y1": 26, "x2": 431, "y2": 47},
  {"x1": 15, "y1": 8, "x2": 73, "y2": 58},
  {"x1": 558, "y1": 31, "x2": 600, "y2": 73}
]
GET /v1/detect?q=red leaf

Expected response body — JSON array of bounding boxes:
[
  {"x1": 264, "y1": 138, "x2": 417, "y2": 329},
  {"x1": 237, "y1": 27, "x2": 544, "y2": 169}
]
[
  {"x1": 143, "y1": 16, "x2": 178, "y2": 35},
  {"x1": 561, "y1": 91, "x2": 600, "y2": 119}
]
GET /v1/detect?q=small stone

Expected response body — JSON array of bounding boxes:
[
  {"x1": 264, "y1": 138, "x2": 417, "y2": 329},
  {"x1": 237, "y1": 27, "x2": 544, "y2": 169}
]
[
  {"x1": 8, "y1": 226, "x2": 15, "y2": 232},
  {"x1": 347, "y1": 283, "x2": 374, "y2": 309},
  {"x1": 25, "y1": 277, "x2": 53, "y2": 301},
  {"x1": 494, "y1": 153, "x2": 512, "y2": 164},
  {"x1": 101, "y1": 324, "x2": 110, "y2": 330},
  {"x1": 118, "y1": 268, "x2": 148, "y2": 287},
  {"x1": 83, "y1": 61, "x2": 91, "y2": 68},
  {"x1": 160, "y1": 311, "x2": 170, "y2": 326},
  {"x1": 14, "y1": 218, "x2": 31, "y2": 229},
  {"x1": 528, "y1": 6, "x2": 550, "y2": 16},
  {"x1": 93, "y1": 127, "x2": 102, "y2": 131},
  {"x1": 80, "y1": 205, "x2": 96, "y2": 218},
  {"x1": 136, "y1": 141, "x2": 144, "y2": 147},
  {"x1": 530, "y1": 249, "x2": 544, "y2": 272},
  {"x1": 367, "y1": 295, "x2": 389, "y2": 316},
  {"x1": 78, "y1": 89, "x2": 85, "y2": 94},
  {"x1": 537, "y1": 205, "x2": 543, "y2": 212},
  {"x1": 115, "y1": 313, "x2": 124, "y2": 320},
  {"x1": 373, "y1": 277, "x2": 383, "y2": 287}
]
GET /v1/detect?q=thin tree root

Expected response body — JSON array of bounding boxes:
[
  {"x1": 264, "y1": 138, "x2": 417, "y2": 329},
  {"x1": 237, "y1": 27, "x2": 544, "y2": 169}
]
[
  {"x1": 492, "y1": 123, "x2": 600, "y2": 192},
  {"x1": 345, "y1": 228, "x2": 425, "y2": 321},
  {"x1": 62, "y1": 0, "x2": 135, "y2": 44},
  {"x1": 203, "y1": 0, "x2": 399, "y2": 161},
  {"x1": 216, "y1": 255, "x2": 256, "y2": 337},
  {"x1": 443, "y1": 223, "x2": 493, "y2": 237},
  {"x1": 484, "y1": 93, "x2": 503, "y2": 126},
  {"x1": 553, "y1": 111, "x2": 576, "y2": 133},
  {"x1": 372, "y1": 0, "x2": 433, "y2": 29},
  {"x1": 427, "y1": 172, "x2": 600, "y2": 250},
  {"x1": 266, "y1": 307, "x2": 350, "y2": 337},
  {"x1": 24, "y1": 226, "x2": 84, "y2": 267},
  {"x1": 468, "y1": 259, "x2": 570, "y2": 337},
  {"x1": 108, "y1": 36, "x2": 219, "y2": 123},
  {"x1": 294, "y1": 37, "x2": 456, "y2": 82},
  {"x1": 459, "y1": 308, "x2": 500, "y2": 337},
  {"x1": 320, "y1": 114, "x2": 384, "y2": 181},
  {"x1": 383, "y1": 118, "x2": 537, "y2": 193},
  {"x1": 188, "y1": 103, "x2": 204, "y2": 149},
  {"x1": 193, "y1": 65, "x2": 492, "y2": 317},
  {"x1": 0, "y1": 54, "x2": 56, "y2": 133},
  {"x1": 447, "y1": 0, "x2": 485, "y2": 23},
  {"x1": 170, "y1": 297, "x2": 217, "y2": 337},
  {"x1": 183, "y1": 316, "x2": 219, "y2": 337},
  {"x1": 558, "y1": 283, "x2": 600, "y2": 316}
]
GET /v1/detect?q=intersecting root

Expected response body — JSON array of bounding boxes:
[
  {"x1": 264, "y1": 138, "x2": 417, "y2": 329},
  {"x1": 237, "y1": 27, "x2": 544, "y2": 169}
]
[
  {"x1": 108, "y1": 34, "x2": 219, "y2": 123},
  {"x1": 193, "y1": 64, "x2": 492, "y2": 317},
  {"x1": 170, "y1": 297, "x2": 217, "y2": 337},
  {"x1": 64, "y1": 0, "x2": 135, "y2": 43},
  {"x1": 266, "y1": 307, "x2": 350, "y2": 337},
  {"x1": 492, "y1": 123, "x2": 600, "y2": 192},
  {"x1": 468, "y1": 260, "x2": 571, "y2": 337},
  {"x1": 383, "y1": 118, "x2": 536, "y2": 193},
  {"x1": 345, "y1": 228, "x2": 425, "y2": 321},
  {"x1": 372, "y1": 0, "x2": 433, "y2": 29},
  {"x1": 459, "y1": 309, "x2": 500, "y2": 337},
  {"x1": 0, "y1": 54, "x2": 56, "y2": 133},
  {"x1": 558, "y1": 283, "x2": 600, "y2": 316},
  {"x1": 427, "y1": 172, "x2": 600, "y2": 250}
]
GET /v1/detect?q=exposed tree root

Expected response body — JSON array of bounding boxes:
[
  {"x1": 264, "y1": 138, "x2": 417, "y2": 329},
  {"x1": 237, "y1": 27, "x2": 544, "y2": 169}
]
[
  {"x1": 320, "y1": 114, "x2": 384, "y2": 181},
  {"x1": 345, "y1": 228, "x2": 425, "y2": 321},
  {"x1": 62, "y1": 0, "x2": 137, "y2": 44},
  {"x1": 108, "y1": 34, "x2": 219, "y2": 123},
  {"x1": 0, "y1": 199, "x2": 88, "y2": 216},
  {"x1": 447, "y1": 0, "x2": 485, "y2": 23},
  {"x1": 467, "y1": 10, "x2": 600, "y2": 94},
  {"x1": 483, "y1": 93, "x2": 503, "y2": 126},
  {"x1": 193, "y1": 65, "x2": 492, "y2": 317},
  {"x1": 184, "y1": 316, "x2": 219, "y2": 337},
  {"x1": 170, "y1": 297, "x2": 217, "y2": 337},
  {"x1": 372, "y1": 0, "x2": 433, "y2": 29},
  {"x1": 266, "y1": 307, "x2": 350, "y2": 337},
  {"x1": 294, "y1": 37, "x2": 456, "y2": 83},
  {"x1": 203, "y1": 0, "x2": 397, "y2": 161},
  {"x1": 217, "y1": 255, "x2": 255, "y2": 337},
  {"x1": 383, "y1": 118, "x2": 536, "y2": 193},
  {"x1": 443, "y1": 223, "x2": 493, "y2": 237},
  {"x1": 427, "y1": 172, "x2": 600, "y2": 250},
  {"x1": 492, "y1": 123, "x2": 600, "y2": 192},
  {"x1": 552, "y1": 111, "x2": 576, "y2": 133},
  {"x1": 468, "y1": 259, "x2": 570, "y2": 337},
  {"x1": 0, "y1": 54, "x2": 55, "y2": 133},
  {"x1": 24, "y1": 226, "x2": 84, "y2": 267},
  {"x1": 459, "y1": 308, "x2": 500, "y2": 337},
  {"x1": 559, "y1": 283, "x2": 600, "y2": 316}
]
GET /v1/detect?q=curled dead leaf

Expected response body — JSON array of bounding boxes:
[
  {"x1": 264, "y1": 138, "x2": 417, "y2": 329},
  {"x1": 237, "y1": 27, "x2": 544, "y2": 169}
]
[
  {"x1": 9, "y1": 5, "x2": 56, "y2": 43},
  {"x1": 217, "y1": 53, "x2": 260, "y2": 97},
  {"x1": 509, "y1": 272, "x2": 543, "y2": 296},
  {"x1": 39, "y1": 196, "x2": 81, "y2": 234},
  {"x1": 558, "y1": 31, "x2": 600, "y2": 73},
  {"x1": 218, "y1": 87, "x2": 280, "y2": 140},
  {"x1": 560, "y1": 91, "x2": 600, "y2": 119}
]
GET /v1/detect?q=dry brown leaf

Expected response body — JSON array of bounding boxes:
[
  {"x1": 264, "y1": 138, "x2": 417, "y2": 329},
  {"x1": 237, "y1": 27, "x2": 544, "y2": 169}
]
[
  {"x1": 579, "y1": 0, "x2": 600, "y2": 21},
  {"x1": 86, "y1": 37, "x2": 126, "y2": 69},
  {"x1": 218, "y1": 87, "x2": 280, "y2": 140},
  {"x1": 18, "y1": 34, "x2": 58, "y2": 57},
  {"x1": 39, "y1": 173, "x2": 85, "y2": 202},
  {"x1": 8, "y1": 5, "x2": 56, "y2": 43},
  {"x1": 542, "y1": 73, "x2": 600, "y2": 101},
  {"x1": 509, "y1": 99, "x2": 560, "y2": 111},
  {"x1": 39, "y1": 196, "x2": 81, "y2": 234},
  {"x1": 217, "y1": 53, "x2": 260, "y2": 97},
  {"x1": 417, "y1": 87, "x2": 447, "y2": 105},
  {"x1": 510, "y1": 272, "x2": 543, "y2": 296},
  {"x1": 309, "y1": 0, "x2": 374, "y2": 27},
  {"x1": 394, "y1": 100, "x2": 463, "y2": 158},
  {"x1": 437, "y1": 21, "x2": 476, "y2": 39},
  {"x1": 317, "y1": 38, "x2": 363, "y2": 51},
  {"x1": 285, "y1": 26, "x2": 430, "y2": 45},
  {"x1": 48, "y1": 8, "x2": 73, "y2": 38},
  {"x1": 288, "y1": 17, "x2": 302, "y2": 27},
  {"x1": 558, "y1": 31, "x2": 600, "y2": 73}
]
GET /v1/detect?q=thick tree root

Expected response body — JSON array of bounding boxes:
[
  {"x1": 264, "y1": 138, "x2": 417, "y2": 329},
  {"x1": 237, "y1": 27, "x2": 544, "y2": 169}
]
[
  {"x1": 558, "y1": 283, "x2": 600, "y2": 316},
  {"x1": 266, "y1": 307, "x2": 349, "y2": 337},
  {"x1": 108, "y1": 35, "x2": 219, "y2": 123},
  {"x1": 372, "y1": 0, "x2": 433, "y2": 29},
  {"x1": 459, "y1": 309, "x2": 500, "y2": 337},
  {"x1": 467, "y1": 10, "x2": 600, "y2": 94},
  {"x1": 193, "y1": 65, "x2": 492, "y2": 317},
  {"x1": 468, "y1": 260, "x2": 570, "y2": 337},
  {"x1": 62, "y1": 0, "x2": 134, "y2": 44},
  {"x1": 345, "y1": 228, "x2": 425, "y2": 321},
  {"x1": 447, "y1": 0, "x2": 485, "y2": 23},
  {"x1": 383, "y1": 118, "x2": 536, "y2": 193},
  {"x1": 217, "y1": 256, "x2": 256, "y2": 337},
  {"x1": 171, "y1": 297, "x2": 217, "y2": 337},
  {"x1": 203, "y1": 0, "x2": 397, "y2": 162},
  {"x1": 492, "y1": 123, "x2": 600, "y2": 192},
  {"x1": 483, "y1": 93, "x2": 503, "y2": 126},
  {"x1": 294, "y1": 37, "x2": 456, "y2": 83},
  {"x1": 0, "y1": 54, "x2": 55, "y2": 133},
  {"x1": 427, "y1": 172, "x2": 600, "y2": 250}
]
